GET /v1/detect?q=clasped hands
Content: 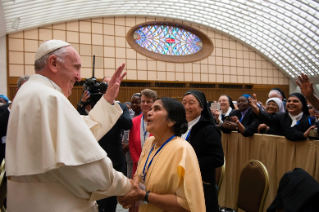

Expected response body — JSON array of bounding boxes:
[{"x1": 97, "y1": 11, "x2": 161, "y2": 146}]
[{"x1": 117, "y1": 180, "x2": 146, "y2": 210}]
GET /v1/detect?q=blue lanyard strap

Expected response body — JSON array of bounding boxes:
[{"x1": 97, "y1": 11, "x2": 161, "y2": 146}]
[
  {"x1": 142, "y1": 115, "x2": 147, "y2": 141},
  {"x1": 140, "y1": 135, "x2": 175, "y2": 182},
  {"x1": 308, "y1": 118, "x2": 312, "y2": 125},
  {"x1": 185, "y1": 130, "x2": 191, "y2": 140}
]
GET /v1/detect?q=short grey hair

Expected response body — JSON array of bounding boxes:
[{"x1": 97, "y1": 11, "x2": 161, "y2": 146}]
[
  {"x1": 34, "y1": 46, "x2": 69, "y2": 72},
  {"x1": 17, "y1": 75, "x2": 30, "y2": 89},
  {"x1": 268, "y1": 90, "x2": 282, "y2": 98}
]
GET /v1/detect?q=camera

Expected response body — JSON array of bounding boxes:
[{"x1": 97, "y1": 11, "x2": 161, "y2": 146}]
[
  {"x1": 84, "y1": 77, "x2": 108, "y2": 108},
  {"x1": 82, "y1": 55, "x2": 109, "y2": 108}
]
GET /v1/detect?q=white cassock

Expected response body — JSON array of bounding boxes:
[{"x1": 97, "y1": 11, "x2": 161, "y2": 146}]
[{"x1": 6, "y1": 74, "x2": 131, "y2": 212}]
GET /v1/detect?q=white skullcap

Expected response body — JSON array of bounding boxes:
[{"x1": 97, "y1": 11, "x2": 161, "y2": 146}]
[{"x1": 35, "y1": 40, "x2": 70, "y2": 61}]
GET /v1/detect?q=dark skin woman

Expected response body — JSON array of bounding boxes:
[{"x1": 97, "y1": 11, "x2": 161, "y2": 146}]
[
  {"x1": 223, "y1": 95, "x2": 259, "y2": 137},
  {"x1": 131, "y1": 93, "x2": 142, "y2": 117}
]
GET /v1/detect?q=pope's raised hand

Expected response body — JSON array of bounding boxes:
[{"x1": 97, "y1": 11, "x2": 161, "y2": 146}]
[{"x1": 104, "y1": 63, "x2": 126, "y2": 104}]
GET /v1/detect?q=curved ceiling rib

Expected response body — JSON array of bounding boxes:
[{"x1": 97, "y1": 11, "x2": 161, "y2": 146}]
[{"x1": 1, "y1": 0, "x2": 318, "y2": 79}]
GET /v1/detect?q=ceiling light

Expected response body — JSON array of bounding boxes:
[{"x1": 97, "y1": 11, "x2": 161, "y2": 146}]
[{"x1": 12, "y1": 18, "x2": 20, "y2": 30}]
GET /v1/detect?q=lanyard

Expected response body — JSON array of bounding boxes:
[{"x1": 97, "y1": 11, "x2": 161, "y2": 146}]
[
  {"x1": 239, "y1": 116, "x2": 243, "y2": 122},
  {"x1": 185, "y1": 130, "x2": 191, "y2": 140},
  {"x1": 142, "y1": 115, "x2": 147, "y2": 141},
  {"x1": 140, "y1": 135, "x2": 175, "y2": 182}
]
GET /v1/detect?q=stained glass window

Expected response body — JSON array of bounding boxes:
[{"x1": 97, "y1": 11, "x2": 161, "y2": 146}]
[{"x1": 133, "y1": 25, "x2": 202, "y2": 56}]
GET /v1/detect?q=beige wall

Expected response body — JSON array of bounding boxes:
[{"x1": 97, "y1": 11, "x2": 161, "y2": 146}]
[
  {"x1": 0, "y1": 36, "x2": 6, "y2": 95},
  {"x1": 7, "y1": 16, "x2": 289, "y2": 85}
]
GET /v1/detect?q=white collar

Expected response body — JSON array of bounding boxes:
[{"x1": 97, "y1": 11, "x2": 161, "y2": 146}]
[
  {"x1": 288, "y1": 112, "x2": 303, "y2": 127},
  {"x1": 34, "y1": 74, "x2": 63, "y2": 94},
  {"x1": 181, "y1": 115, "x2": 201, "y2": 140},
  {"x1": 188, "y1": 115, "x2": 201, "y2": 129}
]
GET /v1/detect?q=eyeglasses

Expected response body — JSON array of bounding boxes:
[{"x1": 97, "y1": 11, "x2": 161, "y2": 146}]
[{"x1": 141, "y1": 100, "x2": 153, "y2": 105}]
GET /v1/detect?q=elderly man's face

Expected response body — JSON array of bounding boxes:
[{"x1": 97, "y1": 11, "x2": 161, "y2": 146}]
[
  {"x1": 56, "y1": 46, "x2": 81, "y2": 97},
  {"x1": 269, "y1": 91, "x2": 282, "y2": 100}
]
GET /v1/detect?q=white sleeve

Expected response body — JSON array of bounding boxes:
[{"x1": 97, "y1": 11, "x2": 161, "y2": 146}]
[
  {"x1": 49, "y1": 157, "x2": 132, "y2": 201},
  {"x1": 82, "y1": 97, "x2": 123, "y2": 141},
  {"x1": 216, "y1": 119, "x2": 223, "y2": 127}
]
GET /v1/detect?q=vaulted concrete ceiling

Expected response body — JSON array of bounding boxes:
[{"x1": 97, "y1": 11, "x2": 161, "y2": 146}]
[{"x1": 1, "y1": 0, "x2": 318, "y2": 79}]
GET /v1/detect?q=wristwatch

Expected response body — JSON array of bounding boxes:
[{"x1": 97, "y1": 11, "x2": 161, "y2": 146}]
[{"x1": 143, "y1": 191, "x2": 150, "y2": 204}]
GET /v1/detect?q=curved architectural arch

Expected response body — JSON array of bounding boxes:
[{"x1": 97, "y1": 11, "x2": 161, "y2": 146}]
[{"x1": 1, "y1": 0, "x2": 318, "y2": 78}]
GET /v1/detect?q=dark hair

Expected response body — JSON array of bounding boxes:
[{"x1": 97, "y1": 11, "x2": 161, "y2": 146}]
[{"x1": 160, "y1": 97, "x2": 188, "y2": 137}]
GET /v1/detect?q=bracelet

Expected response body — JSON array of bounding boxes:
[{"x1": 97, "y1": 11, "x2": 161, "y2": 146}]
[{"x1": 143, "y1": 191, "x2": 150, "y2": 204}]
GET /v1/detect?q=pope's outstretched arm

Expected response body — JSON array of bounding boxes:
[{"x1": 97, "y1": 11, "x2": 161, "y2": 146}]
[{"x1": 82, "y1": 64, "x2": 127, "y2": 141}]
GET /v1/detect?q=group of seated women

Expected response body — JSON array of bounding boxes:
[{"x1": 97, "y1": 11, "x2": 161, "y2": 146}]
[{"x1": 212, "y1": 88, "x2": 318, "y2": 141}]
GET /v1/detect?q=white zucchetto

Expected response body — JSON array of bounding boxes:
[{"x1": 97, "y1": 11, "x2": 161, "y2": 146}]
[{"x1": 34, "y1": 40, "x2": 70, "y2": 61}]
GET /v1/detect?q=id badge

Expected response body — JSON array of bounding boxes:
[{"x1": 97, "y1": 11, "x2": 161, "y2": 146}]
[
  {"x1": 139, "y1": 182, "x2": 146, "y2": 191},
  {"x1": 139, "y1": 182, "x2": 146, "y2": 205}
]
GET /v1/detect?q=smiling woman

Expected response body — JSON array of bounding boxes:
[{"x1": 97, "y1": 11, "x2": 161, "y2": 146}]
[
  {"x1": 249, "y1": 93, "x2": 315, "y2": 141},
  {"x1": 181, "y1": 90, "x2": 224, "y2": 212}
]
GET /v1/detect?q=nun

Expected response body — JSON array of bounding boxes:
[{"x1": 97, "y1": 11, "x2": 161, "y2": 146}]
[
  {"x1": 181, "y1": 90, "x2": 224, "y2": 212},
  {"x1": 223, "y1": 94, "x2": 260, "y2": 137},
  {"x1": 214, "y1": 94, "x2": 235, "y2": 127},
  {"x1": 250, "y1": 93, "x2": 314, "y2": 141}
]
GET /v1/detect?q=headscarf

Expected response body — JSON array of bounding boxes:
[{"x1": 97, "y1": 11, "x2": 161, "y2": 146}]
[
  {"x1": 270, "y1": 87, "x2": 287, "y2": 102},
  {"x1": 289, "y1": 93, "x2": 309, "y2": 115},
  {"x1": 0, "y1": 95, "x2": 9, "y2": 103},
  {"x1": 266, "y1": 98, "x2": 285, "y2": 113},
  {"x1": 220, "y1": 95, "x2": 235, "y2": 109},
  {"x1": 183, "y1": 90, "x2": 215, "y2": 124}
]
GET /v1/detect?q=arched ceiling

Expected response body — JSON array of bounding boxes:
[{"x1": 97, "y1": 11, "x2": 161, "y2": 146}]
[{"x1": 1, "y1": 0, "x2": 319, "y2": 80}]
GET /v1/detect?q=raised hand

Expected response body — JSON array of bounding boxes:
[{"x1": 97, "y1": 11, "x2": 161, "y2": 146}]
[
  {"x1": 81, "y1": 90, "x2": 90, "y2": 102},
  {"x1": 249, "y1": 94, "x2": 258, "y2": 107},
  {"x1": 249, "y1": 94, "x2": 260, "y2": 115},
  {"x1": 214, "y1": 109, "x2": 220, "y2": 123},
  {"x1": 104, "y1": 63, "x2": 127, "y2": 104},
  {"x1": 296, "y1": 73, "x2": 314, "y2": 98}
]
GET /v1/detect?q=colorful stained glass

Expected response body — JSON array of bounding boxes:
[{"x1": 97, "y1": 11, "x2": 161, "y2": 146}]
[{"x1": 134, "y1": 25, "x2": 202, "y2": 56}]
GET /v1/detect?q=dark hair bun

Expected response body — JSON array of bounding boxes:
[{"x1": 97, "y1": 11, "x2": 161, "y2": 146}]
[{"x1": 174, "y1": 122, "x2": 188, "y2": 137}]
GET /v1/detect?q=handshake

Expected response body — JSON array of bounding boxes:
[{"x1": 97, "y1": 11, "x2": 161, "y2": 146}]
[{"x1": 117, "y1": 179, "x2": 146, "y2": 210}]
